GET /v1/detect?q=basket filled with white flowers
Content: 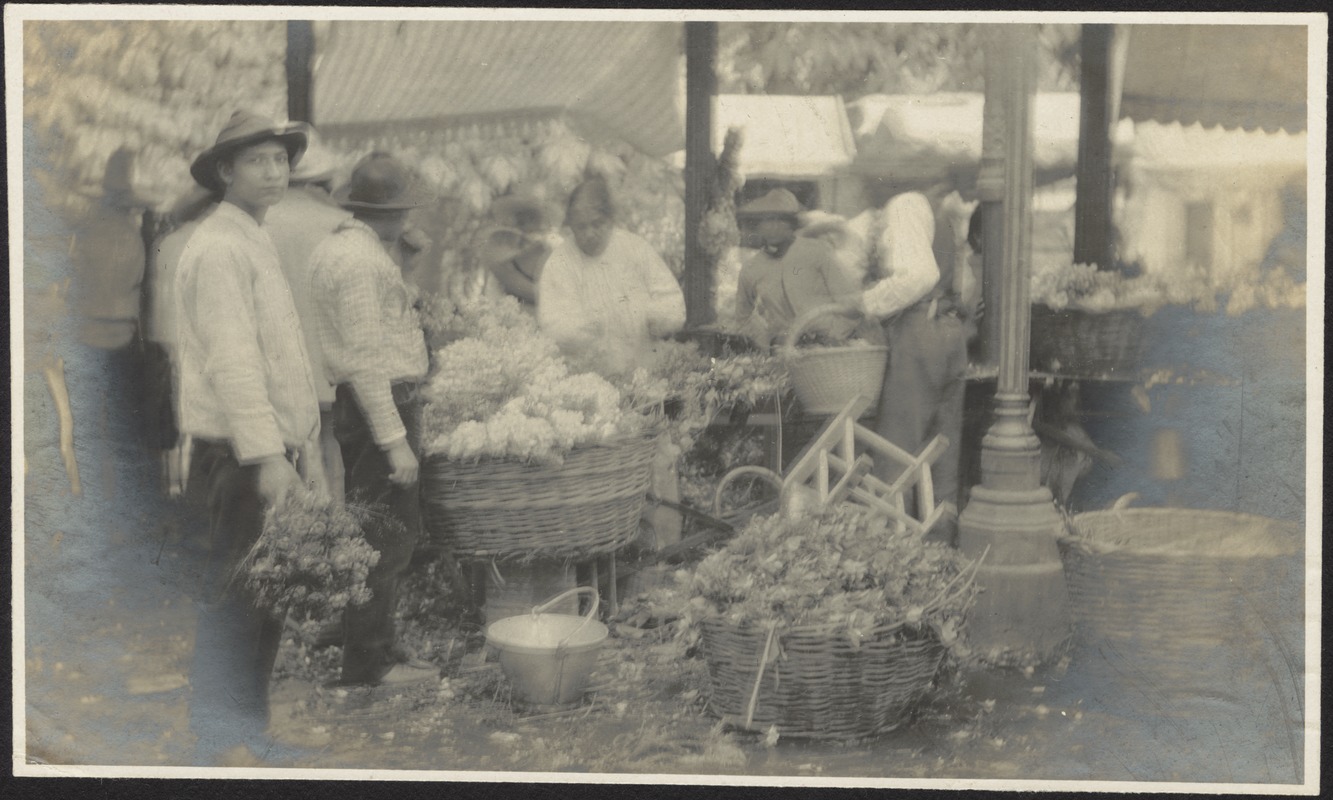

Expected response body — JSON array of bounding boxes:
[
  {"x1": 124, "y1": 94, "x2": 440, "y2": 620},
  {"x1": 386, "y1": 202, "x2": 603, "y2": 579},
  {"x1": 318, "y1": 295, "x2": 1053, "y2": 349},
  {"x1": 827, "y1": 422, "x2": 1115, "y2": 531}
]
[{"x1": 418, "y1": 297, "x2": 663, "y2": 561}]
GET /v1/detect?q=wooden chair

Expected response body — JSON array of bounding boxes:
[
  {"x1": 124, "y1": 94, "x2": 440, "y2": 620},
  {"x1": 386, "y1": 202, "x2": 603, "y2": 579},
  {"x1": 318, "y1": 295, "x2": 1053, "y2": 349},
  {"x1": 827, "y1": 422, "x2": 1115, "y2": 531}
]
[{"x1": 780, "y1": 394, "x2": 951, "y2": 536}]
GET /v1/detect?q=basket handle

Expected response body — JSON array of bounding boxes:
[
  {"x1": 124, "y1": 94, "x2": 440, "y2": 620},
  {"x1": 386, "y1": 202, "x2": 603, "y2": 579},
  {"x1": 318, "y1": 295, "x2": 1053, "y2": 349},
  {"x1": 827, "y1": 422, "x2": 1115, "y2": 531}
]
[
  {"x1": 532, "y1": 586, "x2": 600, "y2": 648},
  {"x1": 781, "y1": 302, "x2": 864, "y2": 351},
  {"x1": 712, "y1": 465, "x2": 785, "y2": 520}
]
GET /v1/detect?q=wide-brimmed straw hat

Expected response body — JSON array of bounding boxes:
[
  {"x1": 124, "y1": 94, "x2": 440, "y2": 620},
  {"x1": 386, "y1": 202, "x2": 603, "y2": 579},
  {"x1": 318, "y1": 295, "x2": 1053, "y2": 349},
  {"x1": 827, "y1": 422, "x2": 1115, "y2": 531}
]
[
  {"x1": 190, "y1": 110, "x2": 308, "y2": 194},
  {"x1": 736, "y1": 188, "x2": 804, "y2": 220},
  {"x1": 333, "y1": 153, "x2": 435, "y2": 211}
]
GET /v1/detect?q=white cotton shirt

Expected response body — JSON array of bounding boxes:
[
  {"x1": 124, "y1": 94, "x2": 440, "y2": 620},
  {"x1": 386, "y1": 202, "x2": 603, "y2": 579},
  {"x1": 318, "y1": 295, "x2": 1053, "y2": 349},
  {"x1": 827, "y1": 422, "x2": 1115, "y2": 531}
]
[
  {"x1": 537, "y1": 227, "x2": 686, "y2": 375},
  {"x1": 862, "y1": 192, "x2": 941, "y2": 320},
  {"x1": 174, "y1": 201, "x2": 321, "y2": 463}
]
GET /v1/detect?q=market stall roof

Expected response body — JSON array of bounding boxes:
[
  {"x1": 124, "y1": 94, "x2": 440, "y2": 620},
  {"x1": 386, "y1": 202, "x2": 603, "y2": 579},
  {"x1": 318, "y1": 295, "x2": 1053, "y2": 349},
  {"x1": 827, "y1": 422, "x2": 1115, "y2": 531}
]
[
  {"x1": 311, "y1": 21, "x2": 684, "y2": 157},
  {"x1": 848, "y1": 92, "x2": 1088, "y2": 184},
  {"x1": 709, "y1": 94, "x2": 856, "y2": 177},
  {"x1": 1124, "y1": 119, "x2": 1308, "y2": 172},
  {"x1": 1118, "y1": 24, "x2": 1308, "y2": 134}
]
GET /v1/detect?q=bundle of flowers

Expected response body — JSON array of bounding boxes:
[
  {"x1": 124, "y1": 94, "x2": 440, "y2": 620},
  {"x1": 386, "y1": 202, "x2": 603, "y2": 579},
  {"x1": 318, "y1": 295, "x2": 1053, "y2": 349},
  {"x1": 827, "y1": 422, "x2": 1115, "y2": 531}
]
[
  {"x1": 621, "y1": 338, "x2": 787, "y2": 460},
  {"x1": 234, "y1": 488, "x2": 385, "y2": 625},
  {"x1": 677, "y1": 508, "x2": 981, "y2": 661},
  {"x1": 1032, "y1": 261, "x2": 1306, "y2": 315},
  {"x1": 418, "y1": 296, "x2": 657, "y2": 465},
  {"x1": 25, "y1": 20, "x2": 288, "y2": 216}
]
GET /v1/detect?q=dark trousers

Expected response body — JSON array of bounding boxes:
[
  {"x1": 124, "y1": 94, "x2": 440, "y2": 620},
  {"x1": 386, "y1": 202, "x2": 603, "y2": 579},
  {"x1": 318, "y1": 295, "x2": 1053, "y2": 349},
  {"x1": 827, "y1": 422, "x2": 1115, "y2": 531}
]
[
  {"x1": 185, "y1": 440, "x2": 286, "y2": 752},
  {"x1": 874, "y1": 306, "x2": 968, "y2": 518},
  {"x1": 334, "y1": 383, "x2": 422, "y2": 684}
]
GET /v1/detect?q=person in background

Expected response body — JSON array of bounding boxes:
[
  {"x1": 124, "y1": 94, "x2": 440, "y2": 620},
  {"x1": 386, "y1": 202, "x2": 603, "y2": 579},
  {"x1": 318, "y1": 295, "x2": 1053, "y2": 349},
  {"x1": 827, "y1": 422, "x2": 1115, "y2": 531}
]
[
  {"x1": 174, "y1": 110, "x2": 325, "y2": 764},
  {"x1": 264, "y1": 132, "x2": 352, "y2": 504},
  {"x1": 863, "y1": 183, "x2": 968, "y2": 541},
  {"x1": 538, "y1": 176, "x2": 685, "y2": 376},
  {"x1": 309, "y1": 152, "x2": 439, "y2": 688},
  {"x1": 733, "y1": 189, "x2": 864, "y2": 348},
  {"x1": 537, "y1": 176, "x2": 687, "y2": 550},
  {"x1": 478, "y1": 194, "x2": 557, "y2": 309},
  {"x1": 147, "y1": 187, "x2": 218, "y2": 496},
  {"x1": 70, "y1": 147, "x2": 156, "y2": 460}
]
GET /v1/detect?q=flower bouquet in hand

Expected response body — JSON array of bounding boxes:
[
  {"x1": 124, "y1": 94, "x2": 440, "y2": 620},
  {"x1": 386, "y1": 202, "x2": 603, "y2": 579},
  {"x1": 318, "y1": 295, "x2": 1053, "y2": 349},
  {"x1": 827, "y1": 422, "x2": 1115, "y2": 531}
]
[{"x1": 233, "y1": 487, "x2": 388, "y2": 628}]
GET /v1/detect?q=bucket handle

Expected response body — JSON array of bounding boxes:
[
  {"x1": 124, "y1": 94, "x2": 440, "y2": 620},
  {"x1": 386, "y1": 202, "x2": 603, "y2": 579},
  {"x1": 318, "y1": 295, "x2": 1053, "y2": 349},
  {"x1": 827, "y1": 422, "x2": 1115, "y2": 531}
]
[{"x1": 531, "y1": 586, "x2": 600, "y2": 650}]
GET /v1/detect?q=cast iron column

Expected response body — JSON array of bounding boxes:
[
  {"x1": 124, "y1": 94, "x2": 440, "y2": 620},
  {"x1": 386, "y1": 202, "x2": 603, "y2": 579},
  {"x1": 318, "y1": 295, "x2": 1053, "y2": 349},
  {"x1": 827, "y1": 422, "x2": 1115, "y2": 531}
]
[
  {"x1": 958, "y1": 24, "x2": 1071, "y2": 664},
  {"x1": 683, "y1": 21, "x2": 718, "y2": 327},
  {"x1": 286, "y1": 20, "x2": 315, "y2": 123},
  {"x1": 976, "y1": 42, "x2": 1006, "y2": 368},
  {"x1": 1073, "y1": 23, "x2": 1115, "y2": 270}
]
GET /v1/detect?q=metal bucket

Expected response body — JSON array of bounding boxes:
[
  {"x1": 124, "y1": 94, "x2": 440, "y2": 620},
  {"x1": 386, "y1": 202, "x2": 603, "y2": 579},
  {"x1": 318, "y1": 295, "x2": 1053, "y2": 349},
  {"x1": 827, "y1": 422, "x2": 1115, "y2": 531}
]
[{"x1": 485, "y1": 586, "x2": 608, "y2": 707}]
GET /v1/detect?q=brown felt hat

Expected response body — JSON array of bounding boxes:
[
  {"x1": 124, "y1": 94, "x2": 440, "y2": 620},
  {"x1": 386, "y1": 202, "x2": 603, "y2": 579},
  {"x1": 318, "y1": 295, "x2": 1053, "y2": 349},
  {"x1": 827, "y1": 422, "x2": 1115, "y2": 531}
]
[
  {"x1": 190, "y1": 110, "x2": 308, "y2": 194},
  {"x1": 333, "y1": 152, "x2": 435, "y2": 211}
]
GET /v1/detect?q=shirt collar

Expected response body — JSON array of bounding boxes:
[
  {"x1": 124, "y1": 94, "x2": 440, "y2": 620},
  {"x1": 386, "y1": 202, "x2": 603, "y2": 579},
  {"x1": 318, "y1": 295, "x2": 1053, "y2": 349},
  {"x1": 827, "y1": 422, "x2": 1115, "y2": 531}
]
[
  {"x1": 336, "y1": 217, "x2": 382, "y2": 240},
  {"x1": 215, "y1": 199, "x2": 265, "y2": 230}
]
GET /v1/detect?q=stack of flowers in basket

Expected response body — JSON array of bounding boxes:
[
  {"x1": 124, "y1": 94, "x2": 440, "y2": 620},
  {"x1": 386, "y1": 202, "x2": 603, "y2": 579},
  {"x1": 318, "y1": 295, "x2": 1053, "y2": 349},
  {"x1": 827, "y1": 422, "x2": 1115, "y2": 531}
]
[
  {"x1": 418, "y1": 295, "x2": 660, "y2": 465},
  {"x1": 677, "y1": 507, "x2": 982, "y2": 662}
]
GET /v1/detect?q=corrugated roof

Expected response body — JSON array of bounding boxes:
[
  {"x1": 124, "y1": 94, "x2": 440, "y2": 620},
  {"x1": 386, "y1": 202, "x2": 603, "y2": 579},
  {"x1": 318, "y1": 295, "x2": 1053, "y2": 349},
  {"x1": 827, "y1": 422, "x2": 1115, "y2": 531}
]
[
  {"x1": 1119, "y1": 24, "x2": 1308, "y2": 133},
  {"x1": 312, "y1": 21, "x2": 684, "y2": 157},
  {"x1": 711, "y1": 94, "x2": 856, "y2": 177}
]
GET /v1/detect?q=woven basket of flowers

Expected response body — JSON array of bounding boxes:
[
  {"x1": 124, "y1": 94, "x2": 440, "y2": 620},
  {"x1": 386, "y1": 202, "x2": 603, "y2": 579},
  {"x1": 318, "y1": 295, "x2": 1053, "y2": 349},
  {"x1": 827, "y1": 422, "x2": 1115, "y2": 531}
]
[
  {"x1": 780, "y1": 305, "x2": 887, "y2": 417},
  {"x1": 418, "y1": 297, "x2": 788, "y2": 562},
  {"x1": 679, "y1": 508, "x2": 983, "y2": 741},
  {"x1": 421, "y1": 432, "x2": 658, "y2": 561}
]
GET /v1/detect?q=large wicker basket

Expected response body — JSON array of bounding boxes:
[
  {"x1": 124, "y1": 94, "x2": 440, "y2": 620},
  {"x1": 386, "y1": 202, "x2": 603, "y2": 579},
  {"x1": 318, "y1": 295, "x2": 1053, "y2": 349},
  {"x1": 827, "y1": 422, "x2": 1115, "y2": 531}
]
[
  {"x1": 421, "y1": 432, "x2": 658, "y2": 561},
  {"x1": 781, "y1": 304, "x2": 888, "y2": 416},
  {"x1": 1029, "y1": 305, "x2": 1146, "y2": 378},
  {"x1": 1060, "y1": 507, "x2": 1303, "y2": 691},
  {"x1": 701, "y1": 618, "x2": 945, "y2": 741}
]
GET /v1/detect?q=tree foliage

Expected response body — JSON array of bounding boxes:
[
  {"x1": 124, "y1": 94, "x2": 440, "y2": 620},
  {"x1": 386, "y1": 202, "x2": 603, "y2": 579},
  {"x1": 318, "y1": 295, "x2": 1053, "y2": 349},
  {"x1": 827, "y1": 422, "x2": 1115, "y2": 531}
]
[{"x1": 717, "y1": 22, "x2": 1081, "y2": 98}]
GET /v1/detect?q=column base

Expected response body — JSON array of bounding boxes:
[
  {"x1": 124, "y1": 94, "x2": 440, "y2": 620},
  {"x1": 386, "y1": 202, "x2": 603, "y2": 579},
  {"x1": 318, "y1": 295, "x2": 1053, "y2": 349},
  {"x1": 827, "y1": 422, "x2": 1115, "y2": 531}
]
[{"x1": 957, "y1": 486, "x2": 1071, "y2": 665}]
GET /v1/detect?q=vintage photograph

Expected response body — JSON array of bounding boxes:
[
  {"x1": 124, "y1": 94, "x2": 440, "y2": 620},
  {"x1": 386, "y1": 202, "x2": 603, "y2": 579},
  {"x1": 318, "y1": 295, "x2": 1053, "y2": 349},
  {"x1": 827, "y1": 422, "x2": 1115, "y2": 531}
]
[{"x1": 10, "y1": 6, "x2": 1323, "y2": 790}]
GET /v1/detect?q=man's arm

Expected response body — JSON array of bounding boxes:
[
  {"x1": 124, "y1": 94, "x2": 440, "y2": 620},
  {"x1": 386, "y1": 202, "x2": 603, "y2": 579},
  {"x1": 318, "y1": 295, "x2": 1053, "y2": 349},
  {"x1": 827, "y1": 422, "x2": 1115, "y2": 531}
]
[
  {"x1": 862, "y1": 193, "x2": 940, "y2": 320},
  {"x1": 321, "y1": 257, "x2": 407, "y2": 449}
]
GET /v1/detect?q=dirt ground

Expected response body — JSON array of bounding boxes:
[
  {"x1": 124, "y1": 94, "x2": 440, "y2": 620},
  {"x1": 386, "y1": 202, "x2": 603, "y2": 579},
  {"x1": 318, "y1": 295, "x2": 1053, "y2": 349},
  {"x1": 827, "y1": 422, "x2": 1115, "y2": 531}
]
[{"x1": 20, "y1": 488, "x2": 1307, "y2": 787}]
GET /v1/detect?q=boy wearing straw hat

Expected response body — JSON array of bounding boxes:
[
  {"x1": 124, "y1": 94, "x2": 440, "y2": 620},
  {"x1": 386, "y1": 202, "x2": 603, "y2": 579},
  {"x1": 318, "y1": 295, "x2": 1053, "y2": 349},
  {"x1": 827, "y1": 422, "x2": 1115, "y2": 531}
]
[
  {"x1": 174, "y1": 110, "x2": 325, "y2": 763},
  {"x1": 309, "y1": 152, "x2": 438, "y2": 688}
]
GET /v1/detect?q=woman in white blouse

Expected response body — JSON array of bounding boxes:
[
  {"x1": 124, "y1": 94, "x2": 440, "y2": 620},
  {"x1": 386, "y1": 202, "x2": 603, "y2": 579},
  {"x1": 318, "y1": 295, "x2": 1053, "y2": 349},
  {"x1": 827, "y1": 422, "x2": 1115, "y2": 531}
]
[{"x1": 537, "y1": 177, "x2": 685, "y2": 376}]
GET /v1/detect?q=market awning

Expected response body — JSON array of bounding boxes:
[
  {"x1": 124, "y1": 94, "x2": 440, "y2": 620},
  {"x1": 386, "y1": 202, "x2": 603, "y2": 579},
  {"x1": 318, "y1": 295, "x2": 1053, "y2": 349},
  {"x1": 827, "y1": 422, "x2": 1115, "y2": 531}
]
[
  {"x1": 1118, "y1": 24, "x2": 1308, "y2": 133},
  {"x1": 311, "y1": 21, "x2": 684, "y2": 157},
  {"x1": 710, "y1": 94, "x2": 856, "y2": 177},
  {"x1": 848, "y1": 92, "x2": 1085, "y2": 184}
]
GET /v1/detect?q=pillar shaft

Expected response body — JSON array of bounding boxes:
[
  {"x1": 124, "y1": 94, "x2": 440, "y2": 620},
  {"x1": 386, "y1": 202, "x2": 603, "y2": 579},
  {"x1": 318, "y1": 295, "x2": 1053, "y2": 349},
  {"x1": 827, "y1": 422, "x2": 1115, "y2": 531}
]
[
  {"x1": 683, "y1": 21, "x2": 718, "y2": 328},
  {"x1": 958, "y1": 24, "x2": 1070, "y2": 665}
]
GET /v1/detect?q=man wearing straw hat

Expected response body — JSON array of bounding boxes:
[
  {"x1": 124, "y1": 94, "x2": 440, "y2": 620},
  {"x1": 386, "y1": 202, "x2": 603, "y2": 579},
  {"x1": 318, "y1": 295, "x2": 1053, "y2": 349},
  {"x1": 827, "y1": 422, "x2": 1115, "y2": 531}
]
[
  {"x1": 733, "y1": 188, "x2": 864, "y2": 348},
  {"x1": 309, "y1": 152, "x2": 439, "y2": 688},
  {"x1": 174, "y1": 110, "x2": 325, "y2": 764}
]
